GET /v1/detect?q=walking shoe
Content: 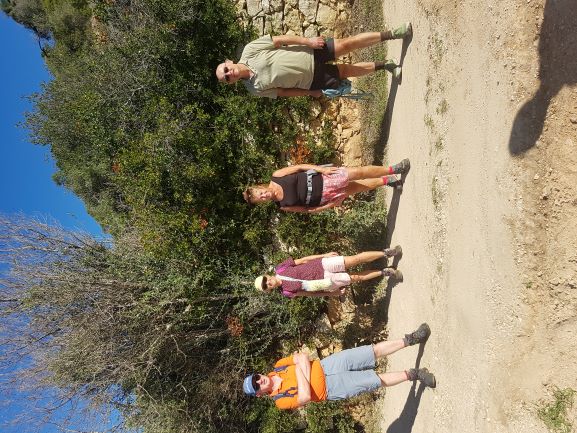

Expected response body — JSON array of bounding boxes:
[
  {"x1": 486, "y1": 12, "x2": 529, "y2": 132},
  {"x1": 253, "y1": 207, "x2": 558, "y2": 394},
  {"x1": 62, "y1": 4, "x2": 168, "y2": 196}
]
[
  {"x1": 407, "y1": 367, "x2": 436, "y2": 388},
  {"x1": 393, "y1": 158, "x2": 411, "y2": 175},
  {"x1": 382, "y1": 59, "x2": 402, "y2": 80},
  {"x1": 384, "y1": 245, "x2": 402, "y2": 257},
  {"x1": 382, "y1": 268, "x2": 403, "y2": 280},
  {"x1": 386, "y1": 175, "x2": 404, "y2": 191},
  {"x1": 404, "y1": 323, "x2": 431, "y2": 346},
  {"x1": 392, "y1": 22, "x2": 413, "y2": 39}
]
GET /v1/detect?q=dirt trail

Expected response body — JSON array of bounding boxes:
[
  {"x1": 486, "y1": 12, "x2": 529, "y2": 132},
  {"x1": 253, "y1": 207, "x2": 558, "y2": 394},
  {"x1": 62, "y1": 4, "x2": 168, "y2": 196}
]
[{"x1": 374, "y1": 0, "x2": 577, "y2": 432}]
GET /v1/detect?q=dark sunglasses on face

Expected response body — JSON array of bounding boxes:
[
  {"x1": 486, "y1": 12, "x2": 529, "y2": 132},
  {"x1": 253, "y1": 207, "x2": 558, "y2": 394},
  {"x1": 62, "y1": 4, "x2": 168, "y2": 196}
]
[
  {"x1": 223, "y1": 66, "x2": 230, "y2": 82},
  {"x1": 252, "y1": 374, "x2": 260, "y2": 391}
]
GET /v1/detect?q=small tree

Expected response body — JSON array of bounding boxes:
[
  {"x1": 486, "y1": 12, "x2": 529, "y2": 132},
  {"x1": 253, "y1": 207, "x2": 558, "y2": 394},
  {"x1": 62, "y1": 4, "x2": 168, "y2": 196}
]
[
  {"x1": 0, "y1": 214, "x2": 324, "y2": 432},
  {"x1": 1, "y1": 0, "x2": 51, "y2": 38}
]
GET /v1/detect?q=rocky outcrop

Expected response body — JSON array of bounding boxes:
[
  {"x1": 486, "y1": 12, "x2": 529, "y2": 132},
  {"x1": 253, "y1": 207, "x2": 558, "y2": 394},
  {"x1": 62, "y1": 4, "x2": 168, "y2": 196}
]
[{"x1": 234, "y1": 0, "x2": 352, "y2": 43}]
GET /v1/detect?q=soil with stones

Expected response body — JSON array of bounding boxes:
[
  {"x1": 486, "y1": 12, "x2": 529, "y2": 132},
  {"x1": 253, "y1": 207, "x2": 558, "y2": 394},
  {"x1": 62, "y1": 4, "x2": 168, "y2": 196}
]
[{"x1": 363, "y1": 0, "x2": 577, "y2": 432}]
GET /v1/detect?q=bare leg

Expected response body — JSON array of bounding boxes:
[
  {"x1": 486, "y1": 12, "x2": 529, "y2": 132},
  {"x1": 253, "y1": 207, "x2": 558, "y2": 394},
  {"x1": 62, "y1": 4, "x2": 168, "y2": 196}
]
[
  {"x1": 345, "y1": 166, "x2": 392, "y2": 180},
  {"x1": 345, "y1": 178, "x2": 384, "y2": 196},
  {"x1": 373, "y1": 338, "x2": 406, "y2": 358},
  {"x1": 343, "y1": 251, "x2": 384, "y2": 268},
  {"x1": 337, "y1": 62, "x2": 376, "y2": 79},
  {"x1": 349, "y1": 270, "x2": 383, "y2": 282},
  {"x1": 333, "y1": 32, "x2": 382, "y2": 58},
  {"x1": 378, "y1": 371, "x2": 409, "y2": 387}
]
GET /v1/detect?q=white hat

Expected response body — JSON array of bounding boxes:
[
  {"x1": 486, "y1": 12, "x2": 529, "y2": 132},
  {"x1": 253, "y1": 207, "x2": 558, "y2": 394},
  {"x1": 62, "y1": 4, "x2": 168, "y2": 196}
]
[{"x1": 254, "y1": 276, "x2": 265, "y2": 291}]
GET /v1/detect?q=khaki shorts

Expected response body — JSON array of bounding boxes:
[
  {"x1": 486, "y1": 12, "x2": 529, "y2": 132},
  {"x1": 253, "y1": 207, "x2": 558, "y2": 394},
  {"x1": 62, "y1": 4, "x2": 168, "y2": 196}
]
[{"x1": 321, "y1": 255, "x2": 351, "y2": 289}]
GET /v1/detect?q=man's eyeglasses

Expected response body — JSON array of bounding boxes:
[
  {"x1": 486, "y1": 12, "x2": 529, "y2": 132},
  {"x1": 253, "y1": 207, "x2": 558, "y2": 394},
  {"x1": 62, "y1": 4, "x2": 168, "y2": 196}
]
[
  {"x1": 251, "y1": 374, "x2": 260, "y2": 391},
  {"x1": 223, "y1": 66, "x2": 230, "y2": 82}
]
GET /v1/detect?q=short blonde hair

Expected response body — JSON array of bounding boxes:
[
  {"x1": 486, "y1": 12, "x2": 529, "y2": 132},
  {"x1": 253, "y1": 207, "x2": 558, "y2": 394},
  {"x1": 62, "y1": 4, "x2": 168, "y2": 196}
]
[{"x1": 243, "y1": 184, "x2": 268, "y2": 204}]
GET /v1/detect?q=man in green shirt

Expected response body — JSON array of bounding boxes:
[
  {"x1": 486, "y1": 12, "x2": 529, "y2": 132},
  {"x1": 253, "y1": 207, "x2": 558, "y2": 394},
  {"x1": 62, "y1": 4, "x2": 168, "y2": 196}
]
[{"x1": 215, "y1": 23, "x2": 412, "y2": 98}]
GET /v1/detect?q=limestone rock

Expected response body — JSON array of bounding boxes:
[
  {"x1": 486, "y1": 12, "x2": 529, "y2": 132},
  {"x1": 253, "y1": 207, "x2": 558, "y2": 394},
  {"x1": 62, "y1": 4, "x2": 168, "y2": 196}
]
[
  {"x1": 299, "y1": 0, "x2": 318, "y2": 22},
  {"x1": 246, "y1": 0, "x2": 262, "y2": 17},
  {"x1": 284, "y1": 8, "x2": 303, "y2": 31},
  {"x1": 311, "y1": 313, "x2": 334, "y2": 348},
  {"x1": 316, "y1": 3, "x2": 337, "y2": 27},
  {"x1": 310, "y1": 100, "x2": 323, "y2": 118},
  {"x1": 343, "y1": 134, "x2": 363, "y2": 166},
  {"x1": 327, "y1": 298, "x2": 342, "y2": 324},
  {"x1": 262, "y1": 0, "x2": 284, "y2": 13},
  {"x1": 304, "y1": 25, "x2": 319, "y2": 37}
]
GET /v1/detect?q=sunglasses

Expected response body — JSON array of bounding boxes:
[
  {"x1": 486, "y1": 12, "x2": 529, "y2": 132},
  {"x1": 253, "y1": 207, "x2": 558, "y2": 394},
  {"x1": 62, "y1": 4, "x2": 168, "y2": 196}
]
[
  {"x1": 223, "y1": 66, "x2": 230, "y2": 82},
  {"x1": 252, "y1": 374, "x2": 261, "y2": 391}
]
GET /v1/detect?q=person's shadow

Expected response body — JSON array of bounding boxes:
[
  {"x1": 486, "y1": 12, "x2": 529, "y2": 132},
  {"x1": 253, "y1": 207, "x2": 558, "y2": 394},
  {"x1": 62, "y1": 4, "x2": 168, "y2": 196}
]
[
  {"x1": 386, "y1": 382, "x2": 426, "y2": 433},
  {"x1": 508, "y1": 0, "x2": 577, "y2": 155},
  {"x1": 386, "y1": 337, "x2": 428, "y2": 433},
  {"x1": 373, "y1": 34, "x2": 413, "y2": 164}
]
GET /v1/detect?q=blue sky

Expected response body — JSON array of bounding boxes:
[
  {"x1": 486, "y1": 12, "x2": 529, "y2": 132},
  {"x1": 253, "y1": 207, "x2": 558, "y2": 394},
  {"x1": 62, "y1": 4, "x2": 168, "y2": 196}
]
[
  {"x1": 1, "y1": 14, "x2": 112, "y2": 432},
  {"x1": 0, "y1": 14, "x2": 102, "y2": 236}
]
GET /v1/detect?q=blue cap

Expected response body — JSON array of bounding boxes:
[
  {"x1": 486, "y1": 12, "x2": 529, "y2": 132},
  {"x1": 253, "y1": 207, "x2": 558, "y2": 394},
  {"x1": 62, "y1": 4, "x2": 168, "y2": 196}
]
[{"x1": 243, "y1": 374, "x2": 256, "y2": 396}]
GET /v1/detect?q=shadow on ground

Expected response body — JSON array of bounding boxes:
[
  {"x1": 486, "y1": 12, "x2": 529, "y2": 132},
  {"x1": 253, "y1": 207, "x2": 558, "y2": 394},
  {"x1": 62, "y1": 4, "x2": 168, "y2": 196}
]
[
  {"x1": 385, "y1": 382, "x2": 427, "y2": 433},
  {"x1": 372, "y1": 35, "x2": 412, "y2": 164},
  {"x1": 342, "y1": 184, "x2": 404, "y2": 347},
  {"x1": 508, "y1": 0, "x2": 577, "y2": 155}
]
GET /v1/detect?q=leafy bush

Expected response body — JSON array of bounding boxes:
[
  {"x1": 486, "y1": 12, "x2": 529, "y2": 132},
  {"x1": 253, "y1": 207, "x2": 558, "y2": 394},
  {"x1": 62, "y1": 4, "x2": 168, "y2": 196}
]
[
  {"x1": 305, "y1": 401, "x2": 356, "y2": 433},
  {"x1": 4, "y1": 0, "x2": 391, "y2": 431}
]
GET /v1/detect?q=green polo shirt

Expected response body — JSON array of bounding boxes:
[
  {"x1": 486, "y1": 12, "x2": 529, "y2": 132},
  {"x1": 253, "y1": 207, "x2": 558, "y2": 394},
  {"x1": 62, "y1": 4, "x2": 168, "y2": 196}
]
[{"x1": 239, "y1": 35, "x2": 315, "y2": 98}]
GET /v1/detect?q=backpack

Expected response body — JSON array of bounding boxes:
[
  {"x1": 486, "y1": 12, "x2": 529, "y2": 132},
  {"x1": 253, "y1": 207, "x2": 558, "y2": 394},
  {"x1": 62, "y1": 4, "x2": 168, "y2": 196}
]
[
  {"x1": 271, "y1": 365, "x2": 298, "y2": 401},
  {"x1": 322, "y1": 79, "x2": 373, "y2": 100}
]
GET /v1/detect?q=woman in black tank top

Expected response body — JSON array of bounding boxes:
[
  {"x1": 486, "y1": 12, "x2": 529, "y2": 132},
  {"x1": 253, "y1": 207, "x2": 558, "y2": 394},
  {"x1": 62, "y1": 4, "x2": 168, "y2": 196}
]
[{"x1": 243, "y1": 159, "x2": 410, "y2": 213}]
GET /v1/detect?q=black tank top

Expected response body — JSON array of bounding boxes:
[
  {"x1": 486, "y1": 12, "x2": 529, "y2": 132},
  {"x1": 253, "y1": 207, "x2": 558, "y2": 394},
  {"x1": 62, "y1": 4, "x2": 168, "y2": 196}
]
[{"x1": 272, "y1": 172, "x2": 323, "y2": 207}]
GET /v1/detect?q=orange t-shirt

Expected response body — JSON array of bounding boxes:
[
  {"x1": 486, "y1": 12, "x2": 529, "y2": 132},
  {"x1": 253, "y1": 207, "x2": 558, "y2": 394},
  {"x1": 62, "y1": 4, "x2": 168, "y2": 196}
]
[{"x1": 269, "y1": 356, "x2": 327, "y2": 410}]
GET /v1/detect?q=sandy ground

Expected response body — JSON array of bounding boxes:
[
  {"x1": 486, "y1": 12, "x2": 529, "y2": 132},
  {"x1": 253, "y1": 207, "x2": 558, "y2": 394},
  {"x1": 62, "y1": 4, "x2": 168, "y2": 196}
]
[{"x1": 374, "y1": 0, "x2": 577, "y2": 432}]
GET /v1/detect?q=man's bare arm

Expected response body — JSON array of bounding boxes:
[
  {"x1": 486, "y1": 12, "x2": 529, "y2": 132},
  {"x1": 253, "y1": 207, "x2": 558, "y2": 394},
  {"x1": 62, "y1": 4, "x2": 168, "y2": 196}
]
[
  {"x1": 293, "y1": 352, "x2": 312, "y2": 406},
  {"x1": 276, "y1": 88, "x2": 322, "y2": 98},
  {"x1": 272, "y1": 35, "x2": 325, "y2": 49}
]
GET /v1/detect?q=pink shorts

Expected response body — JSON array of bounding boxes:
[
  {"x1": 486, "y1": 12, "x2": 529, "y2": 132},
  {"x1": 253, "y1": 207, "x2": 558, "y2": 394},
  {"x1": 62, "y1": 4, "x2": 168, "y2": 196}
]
[
  {"x1": 321, "y1": 256, "x2": 351, "y2": 289},
  {"x1": 320, "y1": 168, "x2": 349, "y2": 205}
]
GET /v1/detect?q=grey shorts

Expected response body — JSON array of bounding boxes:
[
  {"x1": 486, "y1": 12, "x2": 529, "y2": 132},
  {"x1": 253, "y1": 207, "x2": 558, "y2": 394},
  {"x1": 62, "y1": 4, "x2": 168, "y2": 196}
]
[{"x1": 320, "y1": 345, "x2": 382, "y2": 400}]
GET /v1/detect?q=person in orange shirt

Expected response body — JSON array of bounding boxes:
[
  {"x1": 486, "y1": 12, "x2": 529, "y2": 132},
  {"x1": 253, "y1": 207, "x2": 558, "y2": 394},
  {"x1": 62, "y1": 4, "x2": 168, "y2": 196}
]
[{"x1": 242, "y1": 323, "x2": 436, "y2": 409}]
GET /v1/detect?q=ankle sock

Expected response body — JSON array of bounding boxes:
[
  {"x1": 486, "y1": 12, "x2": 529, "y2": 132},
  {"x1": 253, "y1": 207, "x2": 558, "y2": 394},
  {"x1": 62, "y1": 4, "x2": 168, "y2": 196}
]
[
  {"x1": 381, "y1": 175, "x2": 397, "y2": 185},
  {"x1": 380, "y1": 30, "x2": 393, "y2": 41}
]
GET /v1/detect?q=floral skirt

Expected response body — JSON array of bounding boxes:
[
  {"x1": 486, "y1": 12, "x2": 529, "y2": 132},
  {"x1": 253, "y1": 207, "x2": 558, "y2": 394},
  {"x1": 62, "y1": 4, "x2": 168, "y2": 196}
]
[{"x1": 319, "y1": 168, "x2": 349, "y2": 205}]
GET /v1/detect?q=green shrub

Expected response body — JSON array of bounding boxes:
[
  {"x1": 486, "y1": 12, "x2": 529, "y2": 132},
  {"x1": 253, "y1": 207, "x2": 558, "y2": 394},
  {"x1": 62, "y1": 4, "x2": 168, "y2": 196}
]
[
  {"x1": 537, "y1": 387, "x2": 576, "y2": 433},
  {"x1": 305, "y1": 401, "x2": 356, "y2": 433},
  {"x1": 6, "y1": 0, "x2": 391, "y2": 431}
]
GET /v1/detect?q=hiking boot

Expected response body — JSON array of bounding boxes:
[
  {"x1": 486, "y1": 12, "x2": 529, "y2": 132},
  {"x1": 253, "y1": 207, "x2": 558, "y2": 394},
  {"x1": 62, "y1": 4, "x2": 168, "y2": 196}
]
[
  {"x1": 392, "y1": 22, "x2": 413, "y2": 39},
  {"x1": 407, "y1": 367, "x2": 436, "y2": 388},
  {"x1": 382, "y1": 268, "x2": 403, "y2": 280},
  {"x1": 404, "y1": 323, "x2": 431, "y2": 346},
  {"x1": 384, "y1": 245, "x2": 402, "y2": 257},
  {"x1": 393, "y1": 158, "x2": 411, "y2": 175}
]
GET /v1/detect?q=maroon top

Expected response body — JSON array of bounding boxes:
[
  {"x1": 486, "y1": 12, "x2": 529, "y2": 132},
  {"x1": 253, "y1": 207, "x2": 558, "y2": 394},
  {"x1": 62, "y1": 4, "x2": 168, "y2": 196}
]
[{"x1": 275, "y1": 257, "x2": 325, "y2": 298}]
